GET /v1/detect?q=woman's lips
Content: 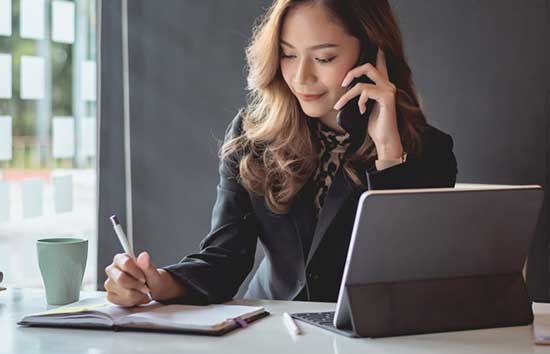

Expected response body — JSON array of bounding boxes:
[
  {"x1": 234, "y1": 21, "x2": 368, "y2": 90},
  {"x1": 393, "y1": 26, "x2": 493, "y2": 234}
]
[{"x1": 297, "y1": 92, "x2": 325, "y2": 101}]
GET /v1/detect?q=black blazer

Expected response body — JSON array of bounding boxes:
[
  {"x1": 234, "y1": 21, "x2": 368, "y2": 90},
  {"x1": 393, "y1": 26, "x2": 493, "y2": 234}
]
[{"x1": 162, "y1": 109, "x2": 458, "y2": 304}]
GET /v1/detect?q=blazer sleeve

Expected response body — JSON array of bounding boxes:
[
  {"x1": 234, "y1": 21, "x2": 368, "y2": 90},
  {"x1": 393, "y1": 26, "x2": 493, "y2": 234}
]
[
  {"x1": 366, "y1": 126, "x2": 458, "y2": 190},
  {"x1": 160, "y1": 110, "x2": 260, "y2": 305}
]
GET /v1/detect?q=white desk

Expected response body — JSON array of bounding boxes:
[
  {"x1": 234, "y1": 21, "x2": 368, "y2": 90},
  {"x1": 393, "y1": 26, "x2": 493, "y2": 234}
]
[{"x1": 1, "y1": 288, "x2": 548, "y2": 354}]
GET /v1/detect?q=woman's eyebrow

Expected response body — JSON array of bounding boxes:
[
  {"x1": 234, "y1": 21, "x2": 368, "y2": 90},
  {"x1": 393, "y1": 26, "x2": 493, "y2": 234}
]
[{"x1": 280, "y1": 39, "x2": 340, "y2": 50}]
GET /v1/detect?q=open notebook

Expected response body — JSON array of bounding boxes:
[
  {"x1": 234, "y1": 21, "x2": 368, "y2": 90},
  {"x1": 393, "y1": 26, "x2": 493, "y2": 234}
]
[{"x1": 17, "y1": 296, "x2": 269, "y2": 336}]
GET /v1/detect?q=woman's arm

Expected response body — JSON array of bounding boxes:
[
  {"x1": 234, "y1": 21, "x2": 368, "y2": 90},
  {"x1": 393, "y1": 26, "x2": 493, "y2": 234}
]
[{"x1": 159, "y1": 111, "x2": 260, "y2": 305}]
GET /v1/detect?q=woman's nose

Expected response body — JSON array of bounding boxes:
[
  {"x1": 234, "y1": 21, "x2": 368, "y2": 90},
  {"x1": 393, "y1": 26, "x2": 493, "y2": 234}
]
[{"x1": 293, "y1": 58, "x2": 316, "y2": 86}]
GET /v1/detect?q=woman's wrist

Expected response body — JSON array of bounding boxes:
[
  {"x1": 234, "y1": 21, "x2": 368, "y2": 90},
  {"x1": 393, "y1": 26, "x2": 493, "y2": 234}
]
[
  {"x1": 376, "y1": 140, "x2": 404, "y2": 160},
  {"x1": 155, "y1": 268, "x2": 187, "y2": 301}
]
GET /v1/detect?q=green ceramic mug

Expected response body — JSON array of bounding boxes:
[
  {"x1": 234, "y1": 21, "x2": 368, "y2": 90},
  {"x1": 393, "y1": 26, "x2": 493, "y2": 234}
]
[{"x1": 36, "y1": 237, "x2": 88, "y2": 305}]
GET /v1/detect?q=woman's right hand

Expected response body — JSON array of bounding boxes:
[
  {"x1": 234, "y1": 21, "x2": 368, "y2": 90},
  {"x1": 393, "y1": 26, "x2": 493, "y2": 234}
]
[{"x1": 104, "y1": 251, "x2": 186, "y2": 307}]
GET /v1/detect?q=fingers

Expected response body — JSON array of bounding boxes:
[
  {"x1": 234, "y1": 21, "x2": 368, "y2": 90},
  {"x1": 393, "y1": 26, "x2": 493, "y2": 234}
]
[
  {"x1": 104, "y1": 276, "x2": 150, "y2": 307},
  {"x1": 333, "y1": 83, "x2": 379, "y2": 110},
  {"x1": 341, "y1": 62, "x2": 385, "y2": 88},
  {"x1": 105, "y1": 265, "x2": 150, "y2": 295},
  {"x1": 334, "y1": 80, "x2": 397, "y2": 112},
  {"x1": 113, "y1": 253, "x2": 146, "y2": 283},
  {"x1": 358, "y1": 90, "x2": 376, "y2": 115},
  {"x1": 136, "y1": 251, "x2": 156, "y2": 276},
  {"x1": 105, "y1": 284, "x2": 150, "y2": 307},
  {"x1": 375, "y1": 49, "x2": 389, "y2": 79},
  {"x1": 104, "y1": 254, "x2": 152, "y2": 307}
]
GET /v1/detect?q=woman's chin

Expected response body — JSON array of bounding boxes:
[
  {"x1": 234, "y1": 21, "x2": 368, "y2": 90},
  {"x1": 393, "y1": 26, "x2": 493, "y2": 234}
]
[{"x1": 300, "y1": 104, "x2": 332, "y2": 118}]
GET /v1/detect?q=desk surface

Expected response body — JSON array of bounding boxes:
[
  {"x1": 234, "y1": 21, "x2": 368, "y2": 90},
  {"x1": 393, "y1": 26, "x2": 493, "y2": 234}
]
[{"x1": 1, "y1": 288, "x2": 548, "y2": 354}]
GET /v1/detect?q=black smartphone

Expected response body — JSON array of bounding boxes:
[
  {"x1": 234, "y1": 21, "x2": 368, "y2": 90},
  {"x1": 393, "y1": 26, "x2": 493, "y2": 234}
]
[{"x1": 336, "y1": 41, "x2": 378, "y2": 153}]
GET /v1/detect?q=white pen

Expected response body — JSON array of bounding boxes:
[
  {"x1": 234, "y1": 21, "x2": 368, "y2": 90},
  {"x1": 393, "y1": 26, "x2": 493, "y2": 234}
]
[
  {"x1": 110, "y1": 215, "x2": 153, "y2": 302},
  {"x1": 283, "y1": 312, "x2": 301, "y2": 336}
]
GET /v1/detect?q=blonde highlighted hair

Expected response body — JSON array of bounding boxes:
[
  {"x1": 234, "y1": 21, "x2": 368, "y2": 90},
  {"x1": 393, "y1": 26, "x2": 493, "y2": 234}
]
[{"x1": 220, "y1": 0, "x2": 429, "y2": 214}]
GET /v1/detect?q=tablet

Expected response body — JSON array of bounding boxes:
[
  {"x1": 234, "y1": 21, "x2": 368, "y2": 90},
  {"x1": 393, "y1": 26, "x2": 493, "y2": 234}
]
[{"x1": 332, "y1": 185, "x2": 544, "y2": 335}]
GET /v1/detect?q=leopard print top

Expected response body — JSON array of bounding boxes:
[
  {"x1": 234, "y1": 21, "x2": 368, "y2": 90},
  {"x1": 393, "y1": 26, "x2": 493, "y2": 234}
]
[{"x1": 312, "y1": 120, "x2": 352, "y2": 219}]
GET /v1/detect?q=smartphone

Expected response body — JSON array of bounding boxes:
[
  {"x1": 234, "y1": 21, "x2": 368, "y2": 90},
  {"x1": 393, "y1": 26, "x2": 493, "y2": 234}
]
[{"x1": 336, "y1": 41, "x2": 378, "y2": 152}]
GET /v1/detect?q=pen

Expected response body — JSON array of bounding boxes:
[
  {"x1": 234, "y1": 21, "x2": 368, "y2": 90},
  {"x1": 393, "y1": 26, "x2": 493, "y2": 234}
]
[
  {"x1": 110, "y1": 214, "x2": 153, "y2": 302},
  {"x1": 283, "y1": 312, "x2": 301, "y2": 336}
]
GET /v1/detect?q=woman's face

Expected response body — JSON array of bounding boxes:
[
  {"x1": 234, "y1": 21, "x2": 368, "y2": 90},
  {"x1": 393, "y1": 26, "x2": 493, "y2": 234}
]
[{"x1": 279, "y1": 3, "x2": 361, "y2": 120}]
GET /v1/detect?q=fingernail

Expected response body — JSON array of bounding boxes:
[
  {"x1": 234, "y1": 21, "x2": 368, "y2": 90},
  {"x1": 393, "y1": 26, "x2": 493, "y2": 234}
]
[
  {"x1": 360, "y1": 106, "x2": 365, "y2": 115},
  {"x1": 141, "y1": 286, "x2": 150, "y2": 295},
  {"x1": 341, "y1": 80, "x2": 348, "y2": 87},
  {"x1": 333, "y1": 103, "x2": 341, "y2": 110}
]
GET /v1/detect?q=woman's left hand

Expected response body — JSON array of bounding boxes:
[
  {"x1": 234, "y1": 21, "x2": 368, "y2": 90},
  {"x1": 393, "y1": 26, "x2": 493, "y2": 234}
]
[{"x1": 333, "y1": 48, "x2": 403, "y2": 160}]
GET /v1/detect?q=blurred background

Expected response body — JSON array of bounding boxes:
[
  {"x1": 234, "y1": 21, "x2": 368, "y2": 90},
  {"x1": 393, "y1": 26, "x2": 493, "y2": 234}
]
[{"x1": 0, "y1": 0, "x2": 97, "y2": 289}]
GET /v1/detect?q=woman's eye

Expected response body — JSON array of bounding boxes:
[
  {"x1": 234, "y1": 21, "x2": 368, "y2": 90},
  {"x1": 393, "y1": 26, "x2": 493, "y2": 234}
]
[
  {"x1": 316, "y1": 56, "x2": 336, "y2": 64},
  {"x1": 280, "y1": 54, "x2": 337, "y2": 64}
]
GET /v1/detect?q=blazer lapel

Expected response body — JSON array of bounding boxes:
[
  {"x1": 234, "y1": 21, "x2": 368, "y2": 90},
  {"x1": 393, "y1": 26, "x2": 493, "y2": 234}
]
[
  {"x1": 305, "y1": 163, "x2": 356, "y2": 266},
  {"x1": 287, "y1": 117, "x2": 321, "y2": 265},
  {"x1": 289, "y1": 177, "x2": 316, "y2": 264},
  {"x1": 290, "y1": 117, "x2": 370, "y2": 267}
]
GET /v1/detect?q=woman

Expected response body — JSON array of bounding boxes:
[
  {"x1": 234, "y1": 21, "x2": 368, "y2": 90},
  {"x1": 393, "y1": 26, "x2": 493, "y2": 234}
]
[{"x1": 104, "y1": 0, "x2": 458, "y2": 307}]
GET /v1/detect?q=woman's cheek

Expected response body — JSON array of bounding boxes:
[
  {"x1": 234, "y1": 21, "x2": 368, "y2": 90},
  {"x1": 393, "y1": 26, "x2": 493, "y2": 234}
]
[
  {"x1": 280, "y1": 62, "x2": 289, "y2": 82},
  {"x1": 328, "y1": 86, "x2": 346, "y2": 105},
  {"x1": 325, "y1": 69, "x2": 347, "y2": 91}
]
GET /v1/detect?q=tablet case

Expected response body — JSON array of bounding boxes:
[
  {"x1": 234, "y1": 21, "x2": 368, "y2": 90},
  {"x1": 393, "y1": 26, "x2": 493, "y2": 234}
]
[{"x1": 346, "y1": 272, "x2": 532, "y2": 337}]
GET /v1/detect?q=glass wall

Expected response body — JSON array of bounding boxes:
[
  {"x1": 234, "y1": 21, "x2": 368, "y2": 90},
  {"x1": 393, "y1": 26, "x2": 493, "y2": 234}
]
[{"x1": 0, "y1": 0, "x2": 97, "y2": 289}]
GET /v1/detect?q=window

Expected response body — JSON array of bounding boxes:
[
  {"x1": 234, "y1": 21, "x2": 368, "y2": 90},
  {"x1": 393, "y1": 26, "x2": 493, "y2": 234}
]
[{"x1": 0, "y1": 0, "x2": 97, "y2": 290}]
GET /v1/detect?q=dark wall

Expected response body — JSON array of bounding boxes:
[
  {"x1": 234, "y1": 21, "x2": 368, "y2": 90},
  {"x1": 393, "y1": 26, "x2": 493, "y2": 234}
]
[
  {"x1": 98, "y1": 0, "x2": 273, "y2": 296},
  {"x1": 99, "y1": 1, "x2": 550, "y2": 300}
]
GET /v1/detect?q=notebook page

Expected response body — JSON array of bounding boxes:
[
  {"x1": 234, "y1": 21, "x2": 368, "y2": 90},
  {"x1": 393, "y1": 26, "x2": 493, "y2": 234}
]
[
  {"x1": 19, "y1": 297, "x2": 163, "y2": 327},
  {"x1": 96, "y1": 300, "x2": 164, "y2": 322},
  {"x1": 19, "y1": 297, "x2": 113, "y2": 326},
  {"x1": 117, "y1": 304, "x2": 265, "y2": 331}
]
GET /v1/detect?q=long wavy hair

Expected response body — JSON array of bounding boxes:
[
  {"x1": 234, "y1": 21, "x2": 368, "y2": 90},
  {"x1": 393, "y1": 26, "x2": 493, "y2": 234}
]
[{"x1": 220, "y1": 0, "x2": 429, "y2": 214}]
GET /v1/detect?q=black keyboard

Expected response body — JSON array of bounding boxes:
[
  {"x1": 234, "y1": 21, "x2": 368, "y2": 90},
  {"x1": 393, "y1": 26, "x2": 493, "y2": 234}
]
[
  {"x1": 293, "y1": 311, "x2": 335, "y2": 326},
  {"x1": 291, "y1": 311, "x2": 356, "y2": 337}
]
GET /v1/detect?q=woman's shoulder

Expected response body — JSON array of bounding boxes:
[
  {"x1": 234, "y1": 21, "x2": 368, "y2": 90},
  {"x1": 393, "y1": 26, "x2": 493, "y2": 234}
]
[
  {"x1": 218, "y1": 108, "x2": 249, "y2": 180},
  {"x1": 412, "y1": 124, "x2": 457, "y2": 174},
  {"x1": 419, "y1": 123, "x2": 454, "y2": 153},
  {"x1": 223, "y1": 107, "x2": 247, "y2": 142}
]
